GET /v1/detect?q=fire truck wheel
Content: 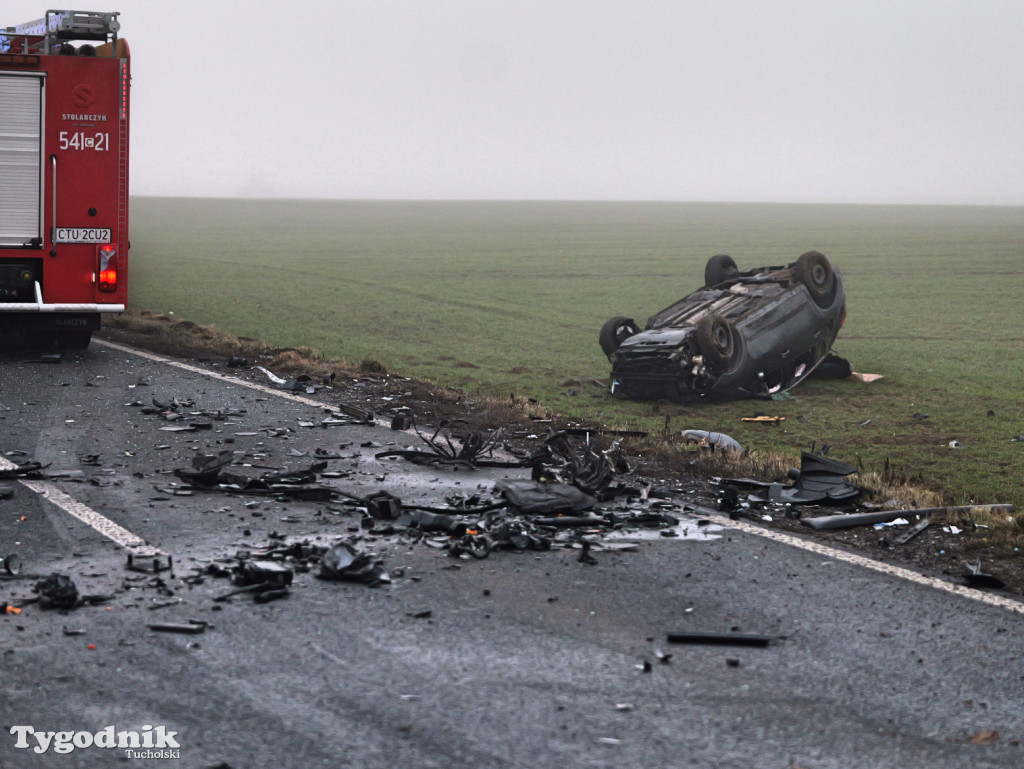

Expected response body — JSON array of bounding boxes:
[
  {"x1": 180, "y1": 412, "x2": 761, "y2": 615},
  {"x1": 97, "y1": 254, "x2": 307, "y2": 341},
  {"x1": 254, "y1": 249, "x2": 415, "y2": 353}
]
[{"x1": 56, "y1": 330, "x2": 92, "y2": 349}]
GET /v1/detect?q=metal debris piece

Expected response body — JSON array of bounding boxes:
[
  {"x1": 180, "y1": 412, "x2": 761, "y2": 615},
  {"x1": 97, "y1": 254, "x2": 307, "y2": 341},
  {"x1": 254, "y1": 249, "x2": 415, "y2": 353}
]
[
  {"x1": 127, "y1": 550, "x2": 173, "y2": 573},
  {"x1": 892, "y1": 518, "x2": 930, "y2": 545},
  {"x1": 147, "y1": 621, "x2": 207, "y2": 634},
  {"x1": 666, "y1": 631, "x2": 773, "y2": 647},
  {"x1": 0, "y1": 461, "x2": 48, "y2": 479},
  {"x1": 318, "y1": 542, "x2": 390, "y2": 585},
  {"x1": 538, "y1": 431, "x2": 629, "y2": 498},
  {"x1": 802, "y1": 510, "x2": 915, "y2": 531},
  {"x1": 1, "y1": 553, "x2": 21, "y2": 575},
  {"x1": 802, "y1": 504, "x2": 1014, "y2": 531},
  {"x1": 336, "y1": 402, "x2": 375, "y2": 423}
]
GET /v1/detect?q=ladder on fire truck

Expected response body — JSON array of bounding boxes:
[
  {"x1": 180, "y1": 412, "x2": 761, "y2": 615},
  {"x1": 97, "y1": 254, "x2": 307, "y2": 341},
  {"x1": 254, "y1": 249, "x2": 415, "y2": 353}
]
[{"x1": 1, "y1": 10, "x2": 119, "y2": 55}]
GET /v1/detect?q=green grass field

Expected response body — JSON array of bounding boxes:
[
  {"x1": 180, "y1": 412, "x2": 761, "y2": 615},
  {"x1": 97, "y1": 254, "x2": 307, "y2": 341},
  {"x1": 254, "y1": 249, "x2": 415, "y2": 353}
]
[{"x1": 128, "y1": 198, "x2": 1024, "y2": 506}]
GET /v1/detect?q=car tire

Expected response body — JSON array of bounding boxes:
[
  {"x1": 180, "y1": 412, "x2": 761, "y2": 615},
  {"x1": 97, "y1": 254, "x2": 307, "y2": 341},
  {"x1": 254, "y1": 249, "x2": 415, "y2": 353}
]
[
  {"x1": 599, "y1": 316, "x2": 640, "y2": 357},
  {"x1": 794, "y1": 251, "x2": 836, "y2": 308},
  {"x1": 704, "y1": 254, "x2": 739, "y2": 287},
  {"x1": 696, "y1": 314, "x2": 738, "y2": 369}
]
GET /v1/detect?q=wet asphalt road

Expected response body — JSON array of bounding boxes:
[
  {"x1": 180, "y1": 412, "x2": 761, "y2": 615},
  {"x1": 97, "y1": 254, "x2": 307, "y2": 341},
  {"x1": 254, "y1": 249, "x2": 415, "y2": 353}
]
[{"x1": 1, "y1": 339, "x2": 1022, "y2": 769}]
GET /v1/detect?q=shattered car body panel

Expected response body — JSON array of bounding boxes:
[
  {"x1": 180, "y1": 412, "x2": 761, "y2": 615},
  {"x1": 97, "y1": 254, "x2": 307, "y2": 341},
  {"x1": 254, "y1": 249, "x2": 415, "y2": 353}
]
[{"x1": 601, "y1": 252, "x2": 846, "y2": 402}]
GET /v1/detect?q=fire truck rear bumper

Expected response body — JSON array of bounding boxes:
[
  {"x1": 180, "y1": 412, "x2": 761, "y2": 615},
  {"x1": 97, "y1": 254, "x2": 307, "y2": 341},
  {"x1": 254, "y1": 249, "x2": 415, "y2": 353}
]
[{"x1": 0, "y1": 282, "x2": 124, "y2": 312}]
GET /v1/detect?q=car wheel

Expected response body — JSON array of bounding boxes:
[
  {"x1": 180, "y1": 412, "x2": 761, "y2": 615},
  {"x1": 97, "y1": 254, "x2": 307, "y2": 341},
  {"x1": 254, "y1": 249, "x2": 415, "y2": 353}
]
[
  {"x1": 794, "y1": 251, "x2": 836, "y2": 307},
  {"x1": 599, "y1": 316, "x2": 640, "y2": 357},
  {"x1": 696, "y1": 314, "x2": 737, "y2": 369},
  {"x1": 704, "y1": 254, "x2": 739, "y2": 287}
]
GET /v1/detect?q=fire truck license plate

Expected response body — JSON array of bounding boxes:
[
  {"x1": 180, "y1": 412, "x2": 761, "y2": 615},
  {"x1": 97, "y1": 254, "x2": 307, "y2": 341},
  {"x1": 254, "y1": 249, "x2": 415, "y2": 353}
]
[{"x1": 56, "y1": 228, "x2": 112, "y2": 243}]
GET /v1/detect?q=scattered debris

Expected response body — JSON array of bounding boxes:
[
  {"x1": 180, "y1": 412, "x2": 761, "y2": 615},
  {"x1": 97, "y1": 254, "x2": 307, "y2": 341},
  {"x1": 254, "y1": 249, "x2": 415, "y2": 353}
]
[
  {"x1": 376, "y1": 422, "x2": 520, "y2": 469},
  {"x1": 0, "y1": 460, "x2": 48, "y2": 479},
  {"x1": 494, "y1": 479, "x2": 596, "y2": 515},
  {"x1": 725, "y1": 449, "x2": 862, "y2": 506},
  {"x1": 171, "y1": 452, "x2": 338, "y2": 501},
  {"x1": 397, "y1": 510, "x2": 469, "y2": 536}
]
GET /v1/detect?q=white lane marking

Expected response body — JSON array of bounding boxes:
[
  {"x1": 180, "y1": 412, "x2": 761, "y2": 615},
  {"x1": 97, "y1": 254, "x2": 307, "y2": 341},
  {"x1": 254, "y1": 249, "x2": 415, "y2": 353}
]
[
  {"x1": 0, "y1": 457, "x2": 144, "y2": 548},
  {"x1": 699, "y1": 509, "x2": 1024, "y2": 616},
  {"x1": 95, "y1": 338, "x2": 334, "y2": 410}
]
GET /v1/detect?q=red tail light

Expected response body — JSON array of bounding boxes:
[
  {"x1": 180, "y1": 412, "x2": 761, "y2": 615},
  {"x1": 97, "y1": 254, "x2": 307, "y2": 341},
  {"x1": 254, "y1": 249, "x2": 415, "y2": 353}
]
[{"x1": 98, "y1": 245, "x2": 117, "y2": 292}]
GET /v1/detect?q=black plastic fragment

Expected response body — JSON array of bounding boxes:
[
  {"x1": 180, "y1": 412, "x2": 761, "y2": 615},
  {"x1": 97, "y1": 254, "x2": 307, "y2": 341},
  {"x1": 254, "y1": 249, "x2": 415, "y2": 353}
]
[
  {"x1": 34, "y1": 574, "x2": 79, "y2": 609},
  {"x1": 964, "y1": 560, "x2": 1005, "y2": 589},
  {"x1": 666, "y1": 631, "x2": 773, "y2": 647},
  {"x1": 576, "y1": 541, "x2": 598, "y2": 565},
  {"x1": 318, "y1": 542, "x2": 389, "y2": 584},
  {"x1": 235, "y1": 560, "x2": 294, "y2": 587},
  {"x1": 494, "y1": 479, "x2": 596, "y2": 515},
  {"x1": 366, "y1": 490, "x2": 402, "y2": 520},
  {"x1": 399, "y1": 510, "x2": 468, "y2": 536},
  {"x1": 148, "y1": 621, "x2": 207, "y2": 634},
  {"x1": 391, "y1": 414, "x2": 413, "y2": 430}
]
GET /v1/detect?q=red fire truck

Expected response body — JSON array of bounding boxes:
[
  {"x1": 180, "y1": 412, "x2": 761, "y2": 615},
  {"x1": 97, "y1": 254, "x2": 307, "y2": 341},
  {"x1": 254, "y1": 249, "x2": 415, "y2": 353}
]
[{"x1": 0, "y1": 10, "x2": 129, "y2": 348}]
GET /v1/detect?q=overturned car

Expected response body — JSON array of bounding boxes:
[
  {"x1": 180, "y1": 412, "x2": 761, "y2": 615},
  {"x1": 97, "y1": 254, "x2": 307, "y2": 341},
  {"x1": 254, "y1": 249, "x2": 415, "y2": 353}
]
[{"x1": 600, "y1": 251, "x2": 846, "y2": 402}]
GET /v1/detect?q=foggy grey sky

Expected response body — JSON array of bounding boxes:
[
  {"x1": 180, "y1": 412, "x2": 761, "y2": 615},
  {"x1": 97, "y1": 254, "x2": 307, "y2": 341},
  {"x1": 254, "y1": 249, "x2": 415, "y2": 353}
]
[{"x1": 9, "y1": 1, "x2": 1024, "y2": 204}]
